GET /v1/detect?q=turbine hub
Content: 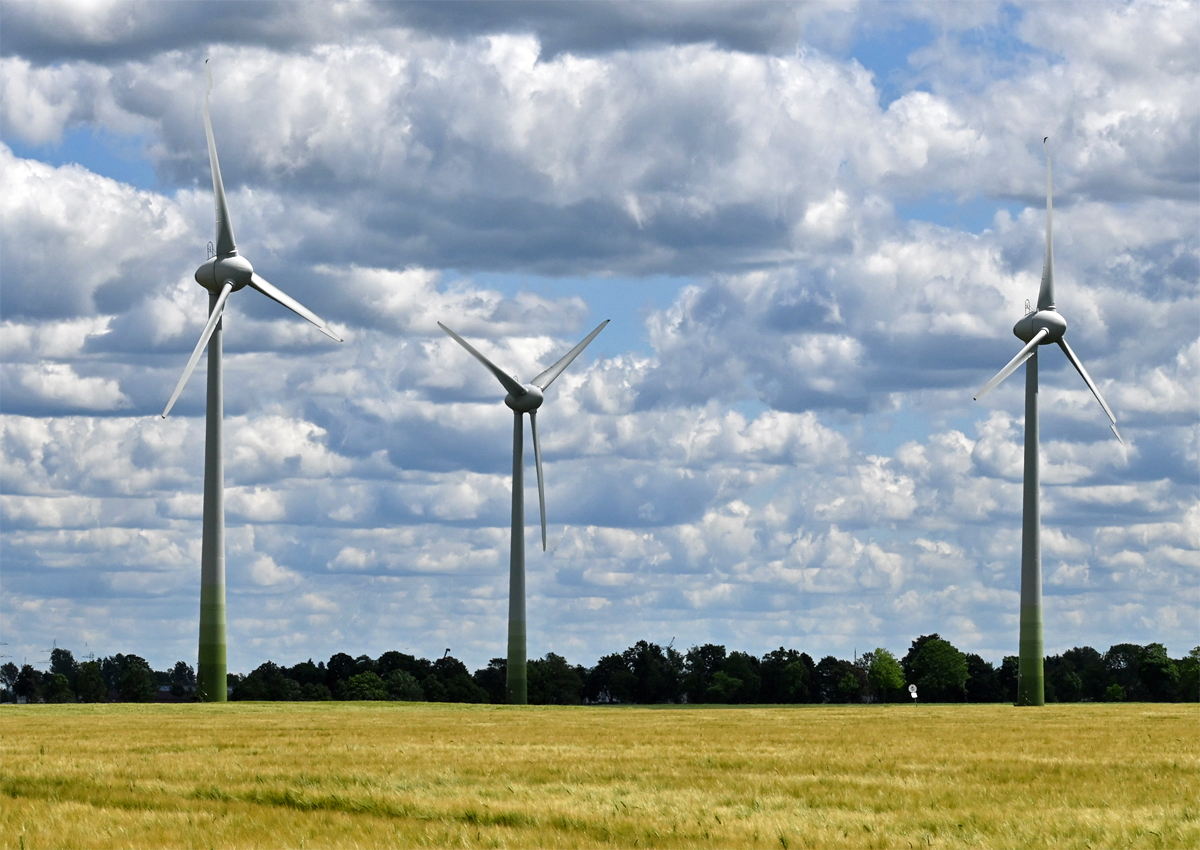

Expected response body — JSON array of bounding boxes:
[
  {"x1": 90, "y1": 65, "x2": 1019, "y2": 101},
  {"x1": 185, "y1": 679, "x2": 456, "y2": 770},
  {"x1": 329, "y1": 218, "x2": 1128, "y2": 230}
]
[
  {"x1": 195, "y1": 253, "x2": 254, "y2": 293},
  {"x1": 505, "y1": 385, "x2": 544, "y2": 413},
  {"x1": 1014, "y1": 308, "x2": 1067, "y2": 344}
]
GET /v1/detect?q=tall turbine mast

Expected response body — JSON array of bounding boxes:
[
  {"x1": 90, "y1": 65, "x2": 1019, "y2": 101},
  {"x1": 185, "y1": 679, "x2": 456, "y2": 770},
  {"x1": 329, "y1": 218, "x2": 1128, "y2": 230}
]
[
  {"x1": 162, "y1": 62, "x2": 342, "y2": 701},
  {"x1": 974, "y1": 141, "x2": 1121, "y2": 706},
  {"x1": 439, "y1": 319, "x2": 608, "y2": 704}
]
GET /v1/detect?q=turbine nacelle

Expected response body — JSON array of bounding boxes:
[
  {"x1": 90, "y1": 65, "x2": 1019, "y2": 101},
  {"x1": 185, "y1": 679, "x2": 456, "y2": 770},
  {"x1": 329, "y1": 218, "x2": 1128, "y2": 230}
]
[
  {"x1": 505, "y1": 385, "x2": 544, "y2": 413},
  {"x1": 194, "y1": 253, "x2": 254, "y2": 293},
  {"x1": 1014, "y1": 308, "x2": 1066, "y2": 345}
]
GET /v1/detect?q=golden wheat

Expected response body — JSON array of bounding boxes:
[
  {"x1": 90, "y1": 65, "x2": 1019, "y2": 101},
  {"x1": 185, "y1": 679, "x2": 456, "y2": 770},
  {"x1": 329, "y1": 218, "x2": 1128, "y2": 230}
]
[{"x1": 1, "y1": 702, "x2": 1196, "y2": 849}]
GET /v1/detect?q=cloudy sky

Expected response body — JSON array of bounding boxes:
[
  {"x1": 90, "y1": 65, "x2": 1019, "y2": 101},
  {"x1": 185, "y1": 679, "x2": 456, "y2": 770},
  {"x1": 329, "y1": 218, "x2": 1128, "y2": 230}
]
[{"x1": 2, "y1": 0, "x2": 1196, "y2": 676}]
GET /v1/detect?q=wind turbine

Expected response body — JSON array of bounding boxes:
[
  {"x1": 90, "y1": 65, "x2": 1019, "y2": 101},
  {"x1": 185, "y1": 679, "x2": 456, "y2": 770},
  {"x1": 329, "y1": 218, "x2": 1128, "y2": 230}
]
[
  {"x1": 974, "y1": 140, "x2": 1120, "y2": 707},
  {"x1": 438, "y1": 319, "x2": 609, "y2": 704},
  {"x1": 161, "y1": 62, "x2": 342, "y2": 702}
]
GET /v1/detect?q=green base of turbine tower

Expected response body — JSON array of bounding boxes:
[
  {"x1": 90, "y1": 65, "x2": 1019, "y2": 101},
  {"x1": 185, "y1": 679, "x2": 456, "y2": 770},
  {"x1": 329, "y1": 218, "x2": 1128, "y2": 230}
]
[
  {"x1": 197, "y1": 593, "x2": 227, "y2": 702},
  {"x1": 507, "y1": 618, "x2": 527, "y2": 705},
  {"x1": 1016, "y1": 605, "x2": 1044, "y2": 706}
]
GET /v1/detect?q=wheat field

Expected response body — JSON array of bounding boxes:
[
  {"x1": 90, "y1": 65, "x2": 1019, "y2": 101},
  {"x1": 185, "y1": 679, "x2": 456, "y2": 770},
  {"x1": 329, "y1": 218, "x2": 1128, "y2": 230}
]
[{"x1": 1, "y1": 702, "x2": 1196, "y2": 849}]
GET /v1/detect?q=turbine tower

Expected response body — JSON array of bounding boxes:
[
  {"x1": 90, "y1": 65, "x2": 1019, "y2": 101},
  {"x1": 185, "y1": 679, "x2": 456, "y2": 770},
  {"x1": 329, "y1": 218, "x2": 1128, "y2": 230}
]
[
  {"x1": 162, "y1": 62, "x2": 342, "y2": 702},
  {"x1": 974, "y1": 141, "x2": 1121, "y2": 707},
  {"x1": 439, "y1": 319, "x2": 608, "y2": 704}
]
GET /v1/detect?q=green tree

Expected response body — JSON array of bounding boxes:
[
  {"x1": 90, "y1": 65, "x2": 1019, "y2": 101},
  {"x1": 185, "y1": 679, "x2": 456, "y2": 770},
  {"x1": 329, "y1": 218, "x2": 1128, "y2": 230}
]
[
  {"x1": 998, "y1": 655, "x2": 1019, "y2": 703},
  {"x1": 50, "y1": 648, "x2": 78, "y2": 690},
  {"x1": 430, "y1": 656, "x2": 488, "y2": 703},
  {"x1": 1104, "y1": 643, "x2": 1148, "y2": 700},
  {"x1": 528, "y1": 653, "x2": 583, "y2": 705},
  {"x1": 1057, "y1": 671, "x2": 1083, "y2": 703},
  {"x1": 1, "y1": 662, "x2": 18, "y2": 699},
  {"x1": 325, "y1": 652, "x2": 358, "y2": 691},
  {"x1": 99, "y1": 655, "x2": 125, "y2": 691},
  {"x1": 901, "y1": 635, "x2": 939, "y2": 680},
  {"x1": 1139, "y1": 643, "x2": 1179, "y2": 701},
  {"x1": 385, "y1": 670, "x2": 424, "y2": 701},
  {"x1": 719, "y1": 652, "x2": 761, "y2": 703},
  {"x1": 16, "y1": 664, "x2": 43, "y2": 702},
  {"x1": 233, "y1": 662, "x2": 301, "y2": 701},
  {"x1": 43, "y1": 673, "x2": 75, "y2": 703},
  {"x1": 583, "y1": 654, "x2": 637, "y2": 703},
  {"x1": 286, "y1": 659, "x2": 327, "y2": 688},
  {"x1": 759, "y1": 648, "x2": 812, "y2": 703},
  {"x1": 622, "y1": 641, "x2": 684, "y2": 704},
  {"x1": 867, "y1": 648, "x2": 905, "y2": 702},
  {"x1": 706, "y1": 671, "x2": 744, "y2": 703},
  {"x1": 1104, "y1": 683, "x2": 1126, "y2": 702},
  {"x1": 1062, "y1": 647, "x2": 1107, "y2": 701},
  {"x1": 964, "y1": 654, "x2": 1005, "y2": 703},
  {"x1": 1177, "y1": 647, "x2": 1199, "y2": 702},
  {"x1": 1044, "y1": 652, "x2": 1081, "y2": 702},
  {"x1": 905, "y1": 636, "x2": 968, "y2": 702},
  {"x1": 117, "y1": 655, "x2": 157, "y2": 702},
  {"x1": 300, "y1": 682, "x2": 332, "y2": 700},
  {"x1": 377, "y1": 652, "x2": 433, "y2": 682},
  {"x1": 340, "y1": 671, "x2": 389, "y2": 700},
  {"x1": 170, "y1": 661, "x2": 197, "y2": 698},
  {"x1": 473, "y1": 658, "x2": 507, "y2": 703},
  {"x1": 421, "y1": 674, "x2": 448, "y2": 702},
  {"x1": 837, "y1": 671, "x2": 863, "y2": 703},
  {"x1": 813, "y1": 656, "x2": 857, "y2": 703},
  {"x1": 76, "y1": 661, "x2": 108, "y2": 702},
  {"x1": 683, "y1": 644, "x2": 727, "y2": 703}
]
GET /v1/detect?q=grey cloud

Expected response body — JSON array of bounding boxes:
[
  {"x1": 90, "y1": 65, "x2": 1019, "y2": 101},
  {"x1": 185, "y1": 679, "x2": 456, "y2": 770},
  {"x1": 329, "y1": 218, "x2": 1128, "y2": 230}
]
[
  {"x1": 378, "y1": 1, "x2": 812, "y2": 59},
  {"x1": 0, "y1": 1, "x2": 369, "y2": 65},
  {"x1": 0, "y1": 1, "x2": 816, "y2": 68}
]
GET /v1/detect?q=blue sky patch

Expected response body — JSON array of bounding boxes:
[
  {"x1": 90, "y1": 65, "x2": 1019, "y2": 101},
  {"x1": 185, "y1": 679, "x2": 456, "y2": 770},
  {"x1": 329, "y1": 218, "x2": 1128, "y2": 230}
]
[
  {"x1": 847, "y1": 16, "x2": 935, "y2": 107},
  {"x1": 897, "y1": 192, "x2": 1026, "y2": 234},
  {"x1": 4, "y1": 126, "x2": 158, "y2": 190}
]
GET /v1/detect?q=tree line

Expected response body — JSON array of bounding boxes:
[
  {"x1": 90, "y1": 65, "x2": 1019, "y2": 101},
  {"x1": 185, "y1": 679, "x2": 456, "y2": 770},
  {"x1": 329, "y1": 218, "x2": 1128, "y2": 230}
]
[{"x1": 4, "y1": 636, "x2": 1196, "y2": 705}]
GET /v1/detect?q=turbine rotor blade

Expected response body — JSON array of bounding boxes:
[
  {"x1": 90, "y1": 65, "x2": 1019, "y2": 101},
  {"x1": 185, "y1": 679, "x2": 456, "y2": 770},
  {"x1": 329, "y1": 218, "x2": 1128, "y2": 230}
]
[
  {"x1": 162, "y1": 281, "x2": 233, "y2": 418},
  {"x1": 530, "y1": 410, "x2": 547, "y2": 552},
  {"x1": 531, "y1": 319, "x2": 610, "y2": 390},
  {"x1": 1057, "y1": 338, "x2": 1121, "y2": 442},
  {"x1": 204, "y1": 61, "x2": 237, "y2": 258},
  {"x1": 249, "y1": 274, "x2": 342, "y2": 342},
  {"x1": 1037, "y1": 139, "x2": 1055, "y2": 311},
  {"x1": 974, "y1": 328, "x2": 1049, "y2": 401},
  {"x1": 437, "y1": 322, "x2": 526, "y2": 398}
]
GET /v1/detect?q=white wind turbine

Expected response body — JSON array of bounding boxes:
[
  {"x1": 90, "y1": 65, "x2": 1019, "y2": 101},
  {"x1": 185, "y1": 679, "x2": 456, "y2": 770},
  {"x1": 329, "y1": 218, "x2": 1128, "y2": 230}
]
[
  {"x1": 438, "y1": 319, "x2": 609, "y2": 704},
  {"x1": 161, "y1": 62, "x2": 342, "y2": 702},
  {"x1": 974, "y1": 140, "x2": 1121, "y2": 707}
]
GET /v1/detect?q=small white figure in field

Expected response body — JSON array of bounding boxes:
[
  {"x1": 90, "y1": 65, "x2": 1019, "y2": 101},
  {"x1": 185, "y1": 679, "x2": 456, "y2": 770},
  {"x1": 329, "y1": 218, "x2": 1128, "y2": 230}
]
[{"x1": 909, "y1": 684, "x2": 918, "y2": 702}]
